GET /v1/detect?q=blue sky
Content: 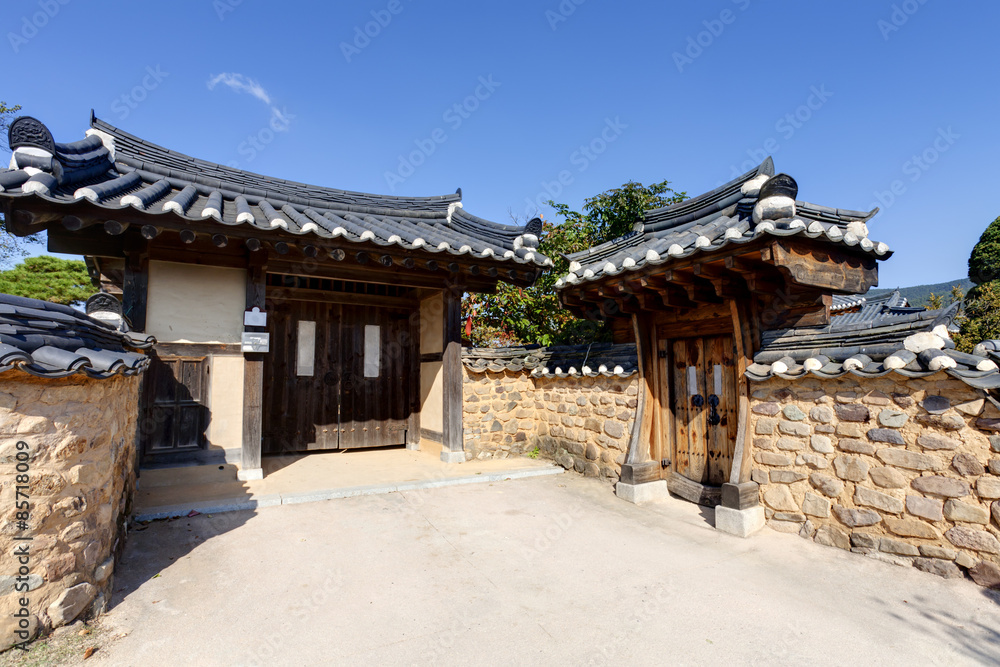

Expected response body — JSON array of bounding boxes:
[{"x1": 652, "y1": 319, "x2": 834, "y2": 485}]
[{"x1": 3, "y1": 0, "x2": 997, "y2": 288}]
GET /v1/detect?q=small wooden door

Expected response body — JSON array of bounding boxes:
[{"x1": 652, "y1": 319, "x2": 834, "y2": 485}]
[
  {"x1": 262, "y1": 299, "x2": 411, "y2": 454},
  {"x1": 141, "y1": 355, "x2": 210, "y2": 462},
  {"x1": 670, "y1": 335, "x2": 737, "y2": 486}
]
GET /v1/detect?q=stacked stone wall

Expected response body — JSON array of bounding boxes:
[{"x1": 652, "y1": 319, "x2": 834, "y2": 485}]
[
  {"x1": 750, "y1": 373, "x2": 1000, "y2": 583},
  {"x1": 0, "y1": 371, "x2": 140, "y2": 650},
  {"x1": 463, "y1": 368, "x2": 635, "y2": 483}
]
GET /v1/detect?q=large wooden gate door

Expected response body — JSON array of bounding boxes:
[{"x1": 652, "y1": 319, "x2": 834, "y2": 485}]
[
  {"x1": 670, "y1": 335, "x2": 737, "y2": 487},
  {"x1": 337, "y1": 305, "x2": 411, "y2": 449},
  {"x1": 262, "y1": 299, "x2": 411, "y2": 454}
]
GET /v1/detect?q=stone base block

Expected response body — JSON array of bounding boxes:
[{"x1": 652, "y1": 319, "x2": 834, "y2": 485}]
[
  {"x1": 615, "y1": 480, "x2": 668, "y2": 504},
  {"x1": 440, "y1": 449, "x2": 466, "y2": 464},
  {"x1": 405, "y1": 441, "x2": 420, "y2": 451},
  {"x1": 237, "y1": 468, "x2": 264, "y2": 481},
  {"x1": 715, "y1": 505, "x2": 765, "y2": 538}
]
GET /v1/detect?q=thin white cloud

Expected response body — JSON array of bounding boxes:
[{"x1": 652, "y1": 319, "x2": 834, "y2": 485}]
[{"x1": 207, "y1": 72, "x2": 272, "y2": 106}]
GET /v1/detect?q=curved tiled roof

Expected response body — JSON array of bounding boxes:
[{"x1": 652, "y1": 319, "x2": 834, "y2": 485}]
[
  {"x1": 556, "y1": 158, "x2": 889, "y2": 289},
  {"x1": 1, "y1": 114, "x2": 550, "y2": 270},
  {"x1": 0, "y1": 293, "x2": 152, "y2": 379},
  {"x1": 465, "y1": 309, "x2": 1000, "y2": 392},
  {"x1": 747, "y1": 304, "x2": 1000, "y2": 390},
  {"x1": 830, "y1": 289, "x2": 925, "y2": 325},
  {"x1": 463, "y1": 343, "x2": 638, "y2": 378}
]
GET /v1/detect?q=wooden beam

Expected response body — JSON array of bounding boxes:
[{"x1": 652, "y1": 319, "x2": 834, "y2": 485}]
[
  {"x1": 767, "y1": 239, "x2": 879, "y2": 294},
  {"x1": 104, "y1": 219, "x2": 130, "y2": 236},
  {"x1": 122, "y1": 240, "x2": 149, "y2": 331},
  {"x1": 141, "y1": 225, "x2": 160, "y2": 240},
  {"x1": 441, "y1": 286, "x2": 464, "y2": 459},
  {"x1": 212, "y1": 233, "x2": 228, "y2": 248},
  {"x1": 241, "y1": 252, "x2": 268, "y2": 479},
  {"x1": 266, "y1": 285, "x2": 417, "y2": 309},
  {"x1": 179, "y1": 229, "x2": 197, "y2": 244}
]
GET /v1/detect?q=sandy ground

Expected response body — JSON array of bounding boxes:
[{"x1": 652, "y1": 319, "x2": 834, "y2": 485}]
[{"x1": 13, "y1": 474, "x2": 1000, "y2": 666}]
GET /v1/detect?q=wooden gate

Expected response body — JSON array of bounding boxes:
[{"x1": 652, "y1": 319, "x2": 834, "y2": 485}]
[
  {"x1": 262, "y1": 299, "x2": 411, "y2": 454},
  {"x1": 669, "y1": 335, "x2": 737, "y2": 488},
  {"x1": 140, "y1": 354, "x2": 210, "y2": 464}
]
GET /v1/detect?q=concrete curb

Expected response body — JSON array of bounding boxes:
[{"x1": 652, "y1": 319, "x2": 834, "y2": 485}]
[{"x1": 134, "y1": 465, "x2": 564, "y2": 521}]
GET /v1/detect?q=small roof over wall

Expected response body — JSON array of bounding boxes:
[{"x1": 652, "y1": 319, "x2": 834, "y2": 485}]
[
  {"x1": 830, "y1": 289, "x2": 925, "y2": 325},
  {"x1": 0, "y1": 293, "x2": 152, "y2": 379},
  {"x1": 463, "y1": 343, "x2": 638, "y2": 378},
  {"x1": 748, "y1": 304, "x2": 1000, "y2": 390},
  {"x1": 556, "y1": 158, "x2": 889, "y2": 289}
]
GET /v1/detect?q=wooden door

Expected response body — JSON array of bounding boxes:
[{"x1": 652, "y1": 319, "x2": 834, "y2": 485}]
[
  {"x1": 263, "y1": 299, "x2": 342, "y2": 454},
  {"x1": 337, "y1": 305, "x2": 411, "y2": 449},
  {"x1": 262, "y1": 300, "x2": 411, "y2": 454},
  {"x1": 141, "y1": 355, "x2": 210, "y2": 462},
  {"x1": 670, "y1": 335, "x2": 737, "y2": 486}
]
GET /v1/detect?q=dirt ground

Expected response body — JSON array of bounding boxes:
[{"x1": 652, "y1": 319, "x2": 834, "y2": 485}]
[{"x1": 6, "y1": 474, "x2": 1000, "y2": 666}]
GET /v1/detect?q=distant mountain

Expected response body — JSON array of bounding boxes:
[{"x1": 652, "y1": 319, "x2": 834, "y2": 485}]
[{"x1": 869, "y1": 278, "x2": 974, "y2": 308}]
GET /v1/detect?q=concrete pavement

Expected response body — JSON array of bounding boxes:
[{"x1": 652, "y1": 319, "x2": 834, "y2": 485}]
[{"x1": 93, "y1": 474, "x2": 1000, "y2": 666}]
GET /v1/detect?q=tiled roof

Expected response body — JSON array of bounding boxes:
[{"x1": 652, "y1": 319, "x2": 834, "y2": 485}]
[
  {"x1": 556, "y1": 158, "x2": 890, "y2": 289},
  {"x1": 747, "y1": 304, "x2": 1000, "y2": 390},
  {"x1": 0, "y1": 293, "x2": 152, "y2": 379},
  {"x1": 463, "y1": 343, "x2": 638, "y2": 378},
  {"x1": 1, "y1": 115, "x2": 550, "y2": 271},
  {"x1": 465, "y1": 310, "x2": 1000, "y2": 392},
  {"x1": 830, "y1": 289, "x2": 925, "y2": 325}
]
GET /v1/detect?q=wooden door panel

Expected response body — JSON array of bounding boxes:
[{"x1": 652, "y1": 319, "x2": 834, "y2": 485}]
[
  {"x1": 142, "y1": 356, "x2": 209, "y2": 460},
  {"x1": 669, "y1": 334, "x2": 738, "y2": 487}
]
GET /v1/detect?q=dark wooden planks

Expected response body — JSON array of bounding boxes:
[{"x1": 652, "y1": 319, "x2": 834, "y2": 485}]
[{"x1": 242, "y1": 256, "x2": 267, "y2": 470}]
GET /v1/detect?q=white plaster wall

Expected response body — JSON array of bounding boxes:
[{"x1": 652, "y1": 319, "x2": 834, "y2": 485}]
[
  {"x1": 421, "y1": 360, "x2": 443, "y2": 433},
  {"x1": 146, "y1": 261, "x2": 246, "y2": 343},
  {"x1": 207, "y1": 354, "x2": 245, "y2": 451},
  {"x1": 420, "y1": 292, "x2": 444, "y2": 354},
  {"x1": 419, "y1": 292, "x2": 445, "y2": 434}
]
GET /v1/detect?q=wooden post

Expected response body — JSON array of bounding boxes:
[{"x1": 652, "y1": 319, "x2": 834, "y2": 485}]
[
  {"x1": 727, "y1": 299, "x2": 757, "y2": 493},
  {"x1": 440, "y1": 285, "x2": 464, "y2": 463},
  {"x1": 122, "y1": 239, "x2": 149, "y2": 332},
  {"x1": 619, "y1": 312, "x2": 662, "y2": 487},
  {"x1": 240, "y1": 253, "x2": 267, "y2": 481}
]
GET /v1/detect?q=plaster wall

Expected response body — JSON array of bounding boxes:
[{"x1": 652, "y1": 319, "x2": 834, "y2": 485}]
[
  {"x1": 145, "y1": 261, "x2": 246, "y2": 343},
  {"x1": 419, "y1": 293, "x2": 445, "y2": 436},
  {"x1": 206, "y1": 354, "x2": 245, "y2": 452}
]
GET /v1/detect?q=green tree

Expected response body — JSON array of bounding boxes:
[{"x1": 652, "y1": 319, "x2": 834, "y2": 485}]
[
  {"x1": 0, "y1": 101, "x2": 43, "y2": 264},
  {"x1": 954, "y1": 282, "x2": 1000, "y2": 353},
  {"x1": 463, "y1": 180, "x2": 686, "y2": 346},
  {"x1": 0, "y1": 256, "x2": 93, "y2": 305},
  {"x1": 968, "y1": 215, "x2": 1000, "y2": 287}
]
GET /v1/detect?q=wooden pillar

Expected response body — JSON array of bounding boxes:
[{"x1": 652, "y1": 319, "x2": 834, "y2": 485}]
[
  {"x1": 239, "y1": 254, "x2": 267, "y2": 481},
  {"x1": 721, "y1": 298, "x2": 760, "y2": 512},
  {"x1": 122, "y1": 238, "x2": 149, "y2": 332},
  {"x1": 440, "y1": 285, "x2": 464, "y2": 463},
  {"x1": 618, "y1": 312, "x2": 666, "y2": 494}
]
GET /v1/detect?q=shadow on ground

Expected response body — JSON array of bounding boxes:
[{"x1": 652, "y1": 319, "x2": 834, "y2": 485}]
[{"x1": 110, "y1": 508, "x2": 254, "y2": 609}]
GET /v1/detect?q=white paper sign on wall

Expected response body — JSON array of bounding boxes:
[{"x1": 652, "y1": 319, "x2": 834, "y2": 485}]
[
  {"x1": 244, "y1": 307, "x2": 267, "y2": 327},
  {"x1": 242, "y1": 332, "x2": 270, "y2": 353}
]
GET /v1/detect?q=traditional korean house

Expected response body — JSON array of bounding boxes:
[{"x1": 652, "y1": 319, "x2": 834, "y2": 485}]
[
  {"x1": 555, "y1": 158, "x2": 896, "y2": 505},
  {"x1": 0, "y1": 114, "x2": 548, "y2": 480}
]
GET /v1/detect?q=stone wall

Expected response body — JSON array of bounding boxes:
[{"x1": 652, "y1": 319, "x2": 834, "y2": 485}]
[
  {"x1": 0, "y1": 371, "x2": 140, "y2": 650},
  {"x1": 463, "y1": 368, "x2": 635, "y2": 483},
  {"x1": 749, "y1": 373, "x2": 1000, "y2": 584}
]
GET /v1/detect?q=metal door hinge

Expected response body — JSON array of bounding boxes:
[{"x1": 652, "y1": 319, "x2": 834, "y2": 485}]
[
  {"x1": 657, "y1": 350, "x2": 667, "y2": 358},
  {"x1": 660, "y1": 458, "x2": 671, "y2": 468}
]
